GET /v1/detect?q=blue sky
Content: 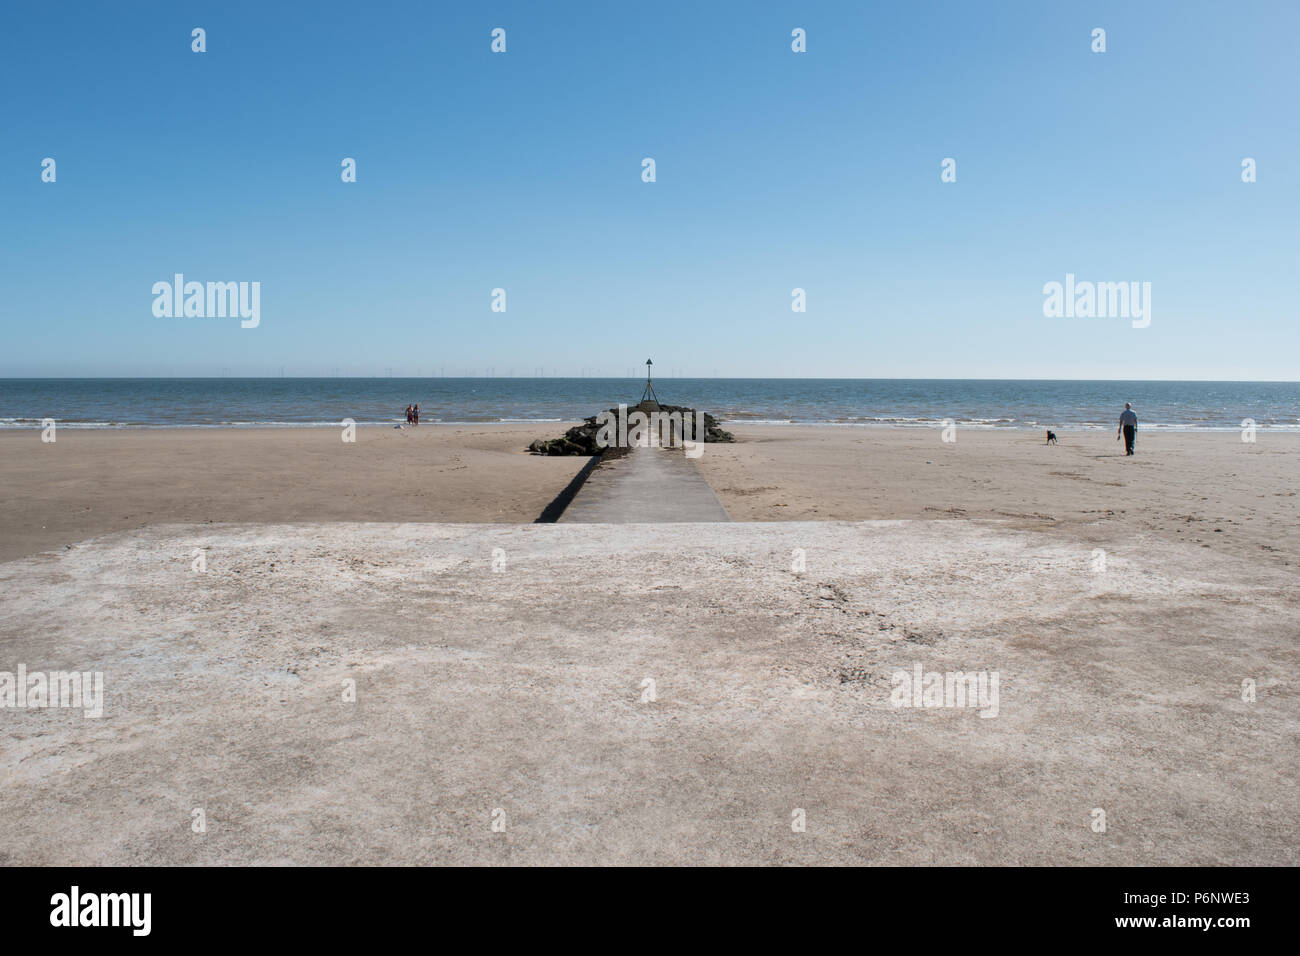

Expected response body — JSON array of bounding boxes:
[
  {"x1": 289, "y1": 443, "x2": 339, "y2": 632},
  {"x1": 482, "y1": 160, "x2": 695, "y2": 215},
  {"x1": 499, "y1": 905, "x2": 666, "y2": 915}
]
[{"x1": 1, "y1": 0, "x2": 1296, "y2": 379}]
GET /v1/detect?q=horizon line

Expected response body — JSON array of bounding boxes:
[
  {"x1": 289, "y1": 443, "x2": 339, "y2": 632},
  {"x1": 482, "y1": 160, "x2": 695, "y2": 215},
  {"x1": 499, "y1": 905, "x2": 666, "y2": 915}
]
[{"x1": 2, "y1": 376, "x2": 1298, "y2": 385}]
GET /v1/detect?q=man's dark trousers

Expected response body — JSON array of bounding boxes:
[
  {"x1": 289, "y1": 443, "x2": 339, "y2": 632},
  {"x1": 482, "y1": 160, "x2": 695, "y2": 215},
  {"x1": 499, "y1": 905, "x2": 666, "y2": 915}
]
[{"x1": 1123, "y1": 424, "x2": 1136, "y2": 455}]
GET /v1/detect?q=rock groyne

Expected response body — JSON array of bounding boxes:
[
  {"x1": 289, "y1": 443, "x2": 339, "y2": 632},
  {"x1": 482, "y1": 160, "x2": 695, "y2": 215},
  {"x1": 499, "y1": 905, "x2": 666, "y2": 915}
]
[{"x1": 528, "y1": 404, "x2": 735, "y2": 456}]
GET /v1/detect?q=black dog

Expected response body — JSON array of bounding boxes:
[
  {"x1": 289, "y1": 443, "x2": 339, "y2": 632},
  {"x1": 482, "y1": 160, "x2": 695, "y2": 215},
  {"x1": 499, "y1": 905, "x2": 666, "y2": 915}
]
[{"x1": 1046, "y1": 430, "x2": 1058, "y2": 444}]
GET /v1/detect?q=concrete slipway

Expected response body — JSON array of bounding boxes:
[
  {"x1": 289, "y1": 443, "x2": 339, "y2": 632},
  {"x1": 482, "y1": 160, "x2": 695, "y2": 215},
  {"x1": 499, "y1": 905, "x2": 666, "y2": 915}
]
[{"x1": 558, "y1": 446, "x2": 730, "y2": 523}]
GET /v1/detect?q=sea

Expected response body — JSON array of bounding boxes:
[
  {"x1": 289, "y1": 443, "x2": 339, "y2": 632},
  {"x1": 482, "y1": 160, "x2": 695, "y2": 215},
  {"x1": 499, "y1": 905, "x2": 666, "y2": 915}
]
[{"x1": 1, "y1": 378, "x2": 1298, "y2": 431}]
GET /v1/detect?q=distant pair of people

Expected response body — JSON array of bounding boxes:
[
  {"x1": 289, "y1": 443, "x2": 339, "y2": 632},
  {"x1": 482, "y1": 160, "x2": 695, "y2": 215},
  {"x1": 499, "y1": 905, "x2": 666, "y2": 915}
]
[{"x1": 405, "y1": 404, "x2": 420, "y2": 425}]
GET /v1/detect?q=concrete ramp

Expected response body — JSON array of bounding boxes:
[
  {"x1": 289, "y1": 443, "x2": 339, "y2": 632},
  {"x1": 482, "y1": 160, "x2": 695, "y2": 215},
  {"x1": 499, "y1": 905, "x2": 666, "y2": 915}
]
[{"x1": 558, "y1": 446, "x2": 730, "y2": 523}]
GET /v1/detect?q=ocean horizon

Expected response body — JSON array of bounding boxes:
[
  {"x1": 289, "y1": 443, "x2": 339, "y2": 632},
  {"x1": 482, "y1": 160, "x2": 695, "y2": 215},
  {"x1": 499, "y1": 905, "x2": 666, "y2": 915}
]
[{"x1": 3, "y1": 377, "x2": 1298, "y2": 431}]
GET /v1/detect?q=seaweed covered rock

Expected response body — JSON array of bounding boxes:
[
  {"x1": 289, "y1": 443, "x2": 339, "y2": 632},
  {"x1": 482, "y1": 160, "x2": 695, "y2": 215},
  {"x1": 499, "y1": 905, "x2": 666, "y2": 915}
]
[{"x1": 527, "y1": 404, "x2": 735, "y2": 455}]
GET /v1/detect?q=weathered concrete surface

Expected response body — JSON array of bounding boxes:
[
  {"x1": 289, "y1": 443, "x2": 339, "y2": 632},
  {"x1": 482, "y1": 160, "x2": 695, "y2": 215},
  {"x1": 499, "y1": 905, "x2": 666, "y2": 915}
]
[
  {"x1": 0, "y1": 521, "x2": 1296, "y2": 865},
  {"x1": 559, "y1": 446, "x2": 730, "y2": 523}
]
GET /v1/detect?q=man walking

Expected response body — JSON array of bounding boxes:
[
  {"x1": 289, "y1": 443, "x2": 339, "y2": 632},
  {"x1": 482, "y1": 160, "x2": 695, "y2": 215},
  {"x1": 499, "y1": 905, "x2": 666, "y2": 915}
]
[{"x1": 1117, "y1": 402, "x2": 1137, "y2": 456}]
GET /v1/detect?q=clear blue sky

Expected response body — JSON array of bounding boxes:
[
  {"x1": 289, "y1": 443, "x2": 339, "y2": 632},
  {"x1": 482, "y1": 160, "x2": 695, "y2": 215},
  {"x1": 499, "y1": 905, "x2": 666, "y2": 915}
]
[{"x1": 2, "y1": 0, "x2": 1296, "y2": 379}]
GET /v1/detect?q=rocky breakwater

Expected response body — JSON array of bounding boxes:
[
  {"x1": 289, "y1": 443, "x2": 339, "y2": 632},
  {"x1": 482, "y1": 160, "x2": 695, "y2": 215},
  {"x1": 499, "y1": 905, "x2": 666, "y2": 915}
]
[{"x1": 528, "y1": 404, "x2": 735, "y2": 456}]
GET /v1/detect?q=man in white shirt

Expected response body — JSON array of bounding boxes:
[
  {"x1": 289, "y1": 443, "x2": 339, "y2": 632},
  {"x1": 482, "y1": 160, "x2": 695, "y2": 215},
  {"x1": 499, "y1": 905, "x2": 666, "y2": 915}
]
[{"x1": 1117, "y1": 403, "x2": 1138, "y2": 456}]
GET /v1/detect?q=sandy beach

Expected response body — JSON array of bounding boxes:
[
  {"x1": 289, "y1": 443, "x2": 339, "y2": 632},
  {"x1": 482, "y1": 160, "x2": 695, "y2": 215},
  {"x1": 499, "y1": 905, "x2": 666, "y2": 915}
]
[
  {"x1": 0, "y1": 516, "x2": 1295, "y2": 865},
  {"x1": 2, "y1": 425, "x2": 1297, "y2": 865},
  {"x1": 703, "y1": 426, "x2": 1300, "y2": 571},
  {"x1": 4, "y1": 425, "x2": 1296, "y2": 568},
  {"x1": 0, "y1": 426, "x2": 582, "y2": 564}
]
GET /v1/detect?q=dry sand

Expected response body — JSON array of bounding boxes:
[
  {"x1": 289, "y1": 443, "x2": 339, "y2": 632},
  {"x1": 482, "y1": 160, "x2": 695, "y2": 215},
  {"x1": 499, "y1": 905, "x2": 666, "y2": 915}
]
[
  {"x1": 703, "y1": 426, "x2": 1300, "y2": 571},
  {"x1": 1, "y1": 520, "x2": 1295, "y2": 865},
  {"x1": 0, "y1": 425, "x2": 585, "y2": 563},
  {"x1": 1, "y1": 425, "x2": 1296, "y2": 865},
  {"x1": 5, "y1": 425, "x2": 1295, "y2": 569}
]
